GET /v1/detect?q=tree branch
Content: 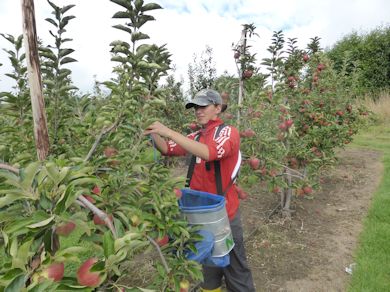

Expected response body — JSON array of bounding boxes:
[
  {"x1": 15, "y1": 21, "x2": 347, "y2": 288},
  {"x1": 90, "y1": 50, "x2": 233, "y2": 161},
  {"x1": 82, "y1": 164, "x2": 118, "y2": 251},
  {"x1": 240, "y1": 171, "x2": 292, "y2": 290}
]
[
  {"x1": 77, "y1": 195, "x2": 118, "y2": 239},
  {"x1": 84, "y1": 118, "x2": 122, "y2": 162},
  {"x1": 146, "y1": 235, "x2": 170, "y2": 273},
  {"x1": 0, "y1": 163, "x2": 19, "y2": 174}
]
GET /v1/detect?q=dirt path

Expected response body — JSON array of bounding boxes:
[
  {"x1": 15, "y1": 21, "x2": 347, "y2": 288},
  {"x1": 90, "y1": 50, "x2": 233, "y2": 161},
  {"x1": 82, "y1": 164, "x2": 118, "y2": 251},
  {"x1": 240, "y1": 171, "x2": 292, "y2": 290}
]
[{"x1": 241, "y1": 148, "x2": 384, "y2": 292}]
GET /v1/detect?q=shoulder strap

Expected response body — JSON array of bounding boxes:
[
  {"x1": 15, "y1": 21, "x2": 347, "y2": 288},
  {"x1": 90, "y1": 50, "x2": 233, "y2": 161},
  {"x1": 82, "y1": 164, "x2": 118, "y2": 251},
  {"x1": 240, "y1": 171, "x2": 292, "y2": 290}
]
[
  {"x1": 186, "y1": 124, "x2": 237, "y2": 196},
  {"x1": 185, "y1": 134, "x2": 200, "y2": 187},
  {"x1": 213, "y1": 124, "x2": 225, "y2": 195}
]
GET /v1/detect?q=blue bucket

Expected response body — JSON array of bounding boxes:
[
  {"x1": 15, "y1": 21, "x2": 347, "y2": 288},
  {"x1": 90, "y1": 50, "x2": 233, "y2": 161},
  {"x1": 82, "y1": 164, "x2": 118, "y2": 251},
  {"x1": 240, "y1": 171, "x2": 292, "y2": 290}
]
[{"x1": 179, "y1": 189, "x2": 234, "y2": 257}]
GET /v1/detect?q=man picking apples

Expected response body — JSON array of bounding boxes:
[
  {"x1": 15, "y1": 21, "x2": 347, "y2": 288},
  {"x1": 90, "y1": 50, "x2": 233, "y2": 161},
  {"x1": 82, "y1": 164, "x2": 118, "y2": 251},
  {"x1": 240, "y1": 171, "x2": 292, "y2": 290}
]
[{"x1": 144, "y1": 89, "x2": 255, "y2": 292}]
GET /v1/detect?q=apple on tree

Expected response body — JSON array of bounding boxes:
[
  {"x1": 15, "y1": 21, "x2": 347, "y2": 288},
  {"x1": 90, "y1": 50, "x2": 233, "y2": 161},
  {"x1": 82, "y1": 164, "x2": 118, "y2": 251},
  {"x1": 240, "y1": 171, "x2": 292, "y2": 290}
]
[
  {"x1": 156, "y1": 234, "x2": 169, "y2": 247},
  {"x1": 55, "y1": 221, "x2": 76, "y2": 237},
  {"x1": 179, "y1": 279, "x2": 190, "y2": 292},
  {"x1": 93, "y1": 214, "x2": 113, "y2": 226},
  {"x1": 188, "y1": 122, "x2": 198, "y2": 131},
  {"x1": 41, "y1": 262, "x2": 64, "y2": 282},
  {"x1": 173, "y1": 188, "x2": 182, "y2": 199},
  {"x1": 92, "y1": 185, "x2": 101, "y2": 195},
  {"x1": 77, "y1": 258, "x2": 103, "y2": 287}
]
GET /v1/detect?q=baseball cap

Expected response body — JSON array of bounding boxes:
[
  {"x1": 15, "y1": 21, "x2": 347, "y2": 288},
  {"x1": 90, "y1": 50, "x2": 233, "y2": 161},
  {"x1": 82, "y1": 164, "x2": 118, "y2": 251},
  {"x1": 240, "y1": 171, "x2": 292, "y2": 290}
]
[{"x1": 185, "y1": 89, "x2": 226, "y2": 112}]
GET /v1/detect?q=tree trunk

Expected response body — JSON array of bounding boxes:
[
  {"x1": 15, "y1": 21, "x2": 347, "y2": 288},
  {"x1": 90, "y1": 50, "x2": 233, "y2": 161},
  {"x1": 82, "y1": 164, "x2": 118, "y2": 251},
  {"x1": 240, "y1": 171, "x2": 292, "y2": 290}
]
[{"x1": 21, "y1": 0, "x2": 50, "y2": 160}]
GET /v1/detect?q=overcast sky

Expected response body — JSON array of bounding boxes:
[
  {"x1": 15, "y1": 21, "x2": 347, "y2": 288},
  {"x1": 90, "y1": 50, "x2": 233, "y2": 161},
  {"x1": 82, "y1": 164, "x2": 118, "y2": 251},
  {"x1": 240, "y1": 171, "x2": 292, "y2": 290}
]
[{"x1": 0, "y1": 0, "x2": 389, "y2": 94}]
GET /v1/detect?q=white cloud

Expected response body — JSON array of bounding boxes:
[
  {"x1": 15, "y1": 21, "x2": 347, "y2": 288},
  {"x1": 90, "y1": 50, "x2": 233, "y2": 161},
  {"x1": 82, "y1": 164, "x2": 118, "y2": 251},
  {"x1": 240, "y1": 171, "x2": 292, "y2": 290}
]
[{"x1": 0, "y1": 0, "x2": 389, "y2": 94}]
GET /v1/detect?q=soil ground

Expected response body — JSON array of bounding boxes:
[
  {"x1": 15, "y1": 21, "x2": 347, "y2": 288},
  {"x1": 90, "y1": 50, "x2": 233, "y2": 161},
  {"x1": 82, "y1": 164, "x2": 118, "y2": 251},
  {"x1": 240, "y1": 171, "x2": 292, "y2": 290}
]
[
  {"x1": 240, "y1": 147, "x2": 383, "y2": 292},
  {"x1": 126, "y1": 147, "x2": 383, "y2": 291}
]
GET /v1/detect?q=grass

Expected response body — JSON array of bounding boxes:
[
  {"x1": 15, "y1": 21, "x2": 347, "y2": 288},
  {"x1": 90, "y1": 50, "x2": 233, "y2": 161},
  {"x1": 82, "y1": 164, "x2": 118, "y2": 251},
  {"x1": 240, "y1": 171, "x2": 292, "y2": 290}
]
[{"x1": 347, "y1": 95, "x2": 390, "y2": 291}]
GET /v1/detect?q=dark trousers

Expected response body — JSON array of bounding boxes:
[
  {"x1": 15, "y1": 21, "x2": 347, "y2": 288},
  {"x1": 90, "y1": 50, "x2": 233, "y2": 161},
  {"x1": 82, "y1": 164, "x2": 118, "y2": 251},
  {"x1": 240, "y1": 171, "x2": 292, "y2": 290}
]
[{"x1": 201, "y1": 210, "x2": 256, "y2": 291}]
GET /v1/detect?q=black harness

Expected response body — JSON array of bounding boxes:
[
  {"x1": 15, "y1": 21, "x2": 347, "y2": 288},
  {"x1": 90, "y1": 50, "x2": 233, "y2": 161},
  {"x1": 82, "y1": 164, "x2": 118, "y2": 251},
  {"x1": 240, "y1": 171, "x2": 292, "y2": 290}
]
[{"x1": 185, "y1": 124, "x2": 237, "y2": 196}]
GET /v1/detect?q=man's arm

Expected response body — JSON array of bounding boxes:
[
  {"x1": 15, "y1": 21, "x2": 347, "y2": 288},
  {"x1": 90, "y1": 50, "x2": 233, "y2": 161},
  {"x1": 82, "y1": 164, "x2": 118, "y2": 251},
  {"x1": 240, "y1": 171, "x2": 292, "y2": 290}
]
[{"x1": 144, "y1": 121, "x2": 210, "y2": 160}]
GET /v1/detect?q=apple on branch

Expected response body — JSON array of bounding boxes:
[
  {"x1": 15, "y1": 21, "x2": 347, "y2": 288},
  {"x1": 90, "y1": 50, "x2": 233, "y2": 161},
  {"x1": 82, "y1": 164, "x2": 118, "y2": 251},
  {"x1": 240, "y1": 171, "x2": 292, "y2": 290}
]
[
  {"x1": 55, "y1": 221, "x2": 76, "y2": 237},
  {"x1": 41, "y1": 262, "x2": 64, "y2": 282},
  {"x1": 77, "y1": 258, "x2": 103, "y2": 287}
]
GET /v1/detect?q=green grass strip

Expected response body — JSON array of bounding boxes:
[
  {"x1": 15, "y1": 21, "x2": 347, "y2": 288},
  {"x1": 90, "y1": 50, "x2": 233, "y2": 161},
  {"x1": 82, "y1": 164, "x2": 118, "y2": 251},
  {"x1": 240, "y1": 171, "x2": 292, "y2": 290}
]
[{"x1": 348, "y1": 123, "x2": 390, "y2": 291}]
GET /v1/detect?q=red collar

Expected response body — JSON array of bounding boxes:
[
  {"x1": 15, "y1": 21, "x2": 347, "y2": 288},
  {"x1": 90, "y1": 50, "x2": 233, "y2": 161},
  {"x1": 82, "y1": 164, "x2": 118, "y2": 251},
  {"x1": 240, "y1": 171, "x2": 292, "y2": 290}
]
[{"x1": 200, "y1": 118, "x2": 224, "y2": 135}]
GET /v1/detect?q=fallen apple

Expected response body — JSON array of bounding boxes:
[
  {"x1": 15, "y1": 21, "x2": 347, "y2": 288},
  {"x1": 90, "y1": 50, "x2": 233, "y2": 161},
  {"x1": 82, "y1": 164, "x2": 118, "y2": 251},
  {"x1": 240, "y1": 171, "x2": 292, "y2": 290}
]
[{"x1": 248, "y1": 157, "x2": 260, "y2": 170}]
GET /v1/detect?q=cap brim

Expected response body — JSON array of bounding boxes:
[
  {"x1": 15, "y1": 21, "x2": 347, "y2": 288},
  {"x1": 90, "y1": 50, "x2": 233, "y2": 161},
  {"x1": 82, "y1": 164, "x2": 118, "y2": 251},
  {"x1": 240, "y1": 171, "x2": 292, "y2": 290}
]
[{"x1": 185, "y1": 96, "x2": 212, "y2": 109}]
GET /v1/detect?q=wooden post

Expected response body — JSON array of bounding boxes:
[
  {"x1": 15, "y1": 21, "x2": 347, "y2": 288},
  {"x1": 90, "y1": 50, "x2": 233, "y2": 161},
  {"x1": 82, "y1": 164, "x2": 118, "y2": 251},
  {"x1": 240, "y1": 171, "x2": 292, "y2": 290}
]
[
  {"x1": 21, "y1": 0, "x2": 50, "y2": 160},
  {"x1": 237, "y1": 26, "x2": 247, "y2": 126}
]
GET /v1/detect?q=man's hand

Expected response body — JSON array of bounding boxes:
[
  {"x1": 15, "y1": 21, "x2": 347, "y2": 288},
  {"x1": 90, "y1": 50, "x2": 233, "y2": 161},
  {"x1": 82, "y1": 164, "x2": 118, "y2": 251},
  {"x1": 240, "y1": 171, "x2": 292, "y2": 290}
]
[{"x1": 143, "y1": 121, "x2": 173, "y2": 138}]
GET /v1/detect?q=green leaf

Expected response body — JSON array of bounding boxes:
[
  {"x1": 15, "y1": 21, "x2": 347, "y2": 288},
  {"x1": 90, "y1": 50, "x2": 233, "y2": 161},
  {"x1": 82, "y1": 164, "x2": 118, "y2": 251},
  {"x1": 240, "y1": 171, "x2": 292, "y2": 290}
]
[
  {"x1": 111, "y1": 56, "x2": 128, "y2": 63},
  {"x1": 141, "y1": 3, "x2": 162, "y2": 12},
  {"x1": 20, "y1": 161, "x2": 41, "y2": 190},
  {"x1": 112, "y1": 11, "x2": 129, "y2": 19},
  {"x1": 103, "y1": 231, "x2": 115, "y2": 258},
  {"x1": 27, "y1": 216, "x2": 55, "y2": 228},
  {"x1": 136, "y1": 44, "x2": 152, "y2": 57},
  {"x1": 131, "y1": 32, "x2": 149, "y2": 42},
  {"x1": 0, "y1": 193, "x2": 25, "y2": 208},
  {"x1": 12, "y1": 239, "x2": 33, "y2": 270},
  {"x1": 65, "y1": 189, "x2": 85, "y2": 210},
  {"x1": 112, "y1": 24, "x2": 132, "y2": 34},
  {"x1": 110, "y1": 0, "x2": 133, "y2": 11},
  {"x1": 45, "y1": 18, "x2": 58, "y2": 27},
  {"x1": 60, "y1": 57, "x2": 77, "y2": 65},
  {"x1": 4, "y1": 273, "x2": 26, "y2": 292},
  {"x1": 59, "y1": 48, "x2": 75, "y2": 58},
  {"x1": 61, "y1": 4, "x2": 75, "y2": 14}
]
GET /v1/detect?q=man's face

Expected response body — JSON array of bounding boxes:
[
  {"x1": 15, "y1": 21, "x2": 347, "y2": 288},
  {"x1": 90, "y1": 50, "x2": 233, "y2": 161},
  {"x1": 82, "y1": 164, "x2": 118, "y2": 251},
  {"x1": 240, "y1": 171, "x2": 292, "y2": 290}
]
[{"x1": 193, "y1": 104, "x2": 221, "y2": 125}]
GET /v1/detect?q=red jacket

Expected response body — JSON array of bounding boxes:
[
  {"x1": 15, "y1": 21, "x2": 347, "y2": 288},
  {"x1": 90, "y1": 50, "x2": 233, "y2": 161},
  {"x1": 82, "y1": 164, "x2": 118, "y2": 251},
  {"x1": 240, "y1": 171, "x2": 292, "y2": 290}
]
[{"x1": 165, "y1": 118, "x2": 241, "y2": 220}]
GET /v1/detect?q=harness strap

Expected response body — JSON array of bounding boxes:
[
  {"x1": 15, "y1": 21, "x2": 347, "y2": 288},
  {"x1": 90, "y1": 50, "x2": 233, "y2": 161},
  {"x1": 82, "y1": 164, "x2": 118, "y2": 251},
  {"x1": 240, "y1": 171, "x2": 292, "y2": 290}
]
[{"x1": 186, "y1": 124, "x2": 231, "y2": 196}]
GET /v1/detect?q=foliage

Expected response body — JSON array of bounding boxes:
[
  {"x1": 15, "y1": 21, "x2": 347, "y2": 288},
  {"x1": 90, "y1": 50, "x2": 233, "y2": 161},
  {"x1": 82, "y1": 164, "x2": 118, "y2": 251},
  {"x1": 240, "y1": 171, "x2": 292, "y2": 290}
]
[
  {"x1": 0, "y1": 33, "x2": 35, "y2": 164},
  {"x1": 187, "y1": 45, "x2": 217, "y2": 97},
  {"x1": 326, "y1": 26, "x2": 390, "y2": 97}
]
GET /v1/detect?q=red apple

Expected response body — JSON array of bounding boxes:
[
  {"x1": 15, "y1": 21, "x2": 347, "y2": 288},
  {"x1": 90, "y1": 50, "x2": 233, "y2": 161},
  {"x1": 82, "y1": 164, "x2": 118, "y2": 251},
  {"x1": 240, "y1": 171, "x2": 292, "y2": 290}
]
[
  {"x1": 188, "y1": 122, "x2": 198, "y2": 131},
  {"x1": 42, "y1": 262, "x2": 64, "y2": 282},
  {"x1": 303, "y1": 54, "x2": 309, "y2": 62},
  {"x1": 243, "y1": 69, "x2": 253, "y2": 79},
  {"x1": 285, "y1": 119, "x2": 293, "y2": 128},
  {"x1": 248, "y1": 157, "x2": 260, "y2": 170},
  {"x1": 156, "y1": 234, "x2": 169, "y2": 247},
  {"x1": 234, "y1": 51, "x2": 240, "y2": 59},
  {"x1": 303, "y1": 186, "x2": 313, "y2": 194},
  {"x1": 103, "y1": 146, "x2": 118, "y2": 158},
  {"x1": 173, "y1": 188, "x2": 182, "y2": 199},
  {"x1": 236, "y1": 186, "x2": 248, "y2": 200},
  {"x1": 317, "y1": 63, "x2": 325, "y2": 71},
  {"x1": 92, "y1": 186, "x2": 101, "y2": 195},
  {"x1": 93, "y1": 214, "x2": 113, "y2": 226},
  {"x1": 223, "y1": 113, "x2": 234, "y2": 120},
  {"x1": 84, "y1": 195, "x2": 96, "y2": 204},
  {"x1": 55, "y1": 221, "x2": 76, "y2": 237},
  {"x1": 77, "y1": 258, "x2": 101, "y2": 287},
  {"x1": 241, "y1": 128, "x2": 255, "y2": 138},
  {"x1": 278, "y1": 122, "x2": 287, "y2": 131},
  {"x1": 179, "y1": 280, "x2": 190, "y2": 292}
]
